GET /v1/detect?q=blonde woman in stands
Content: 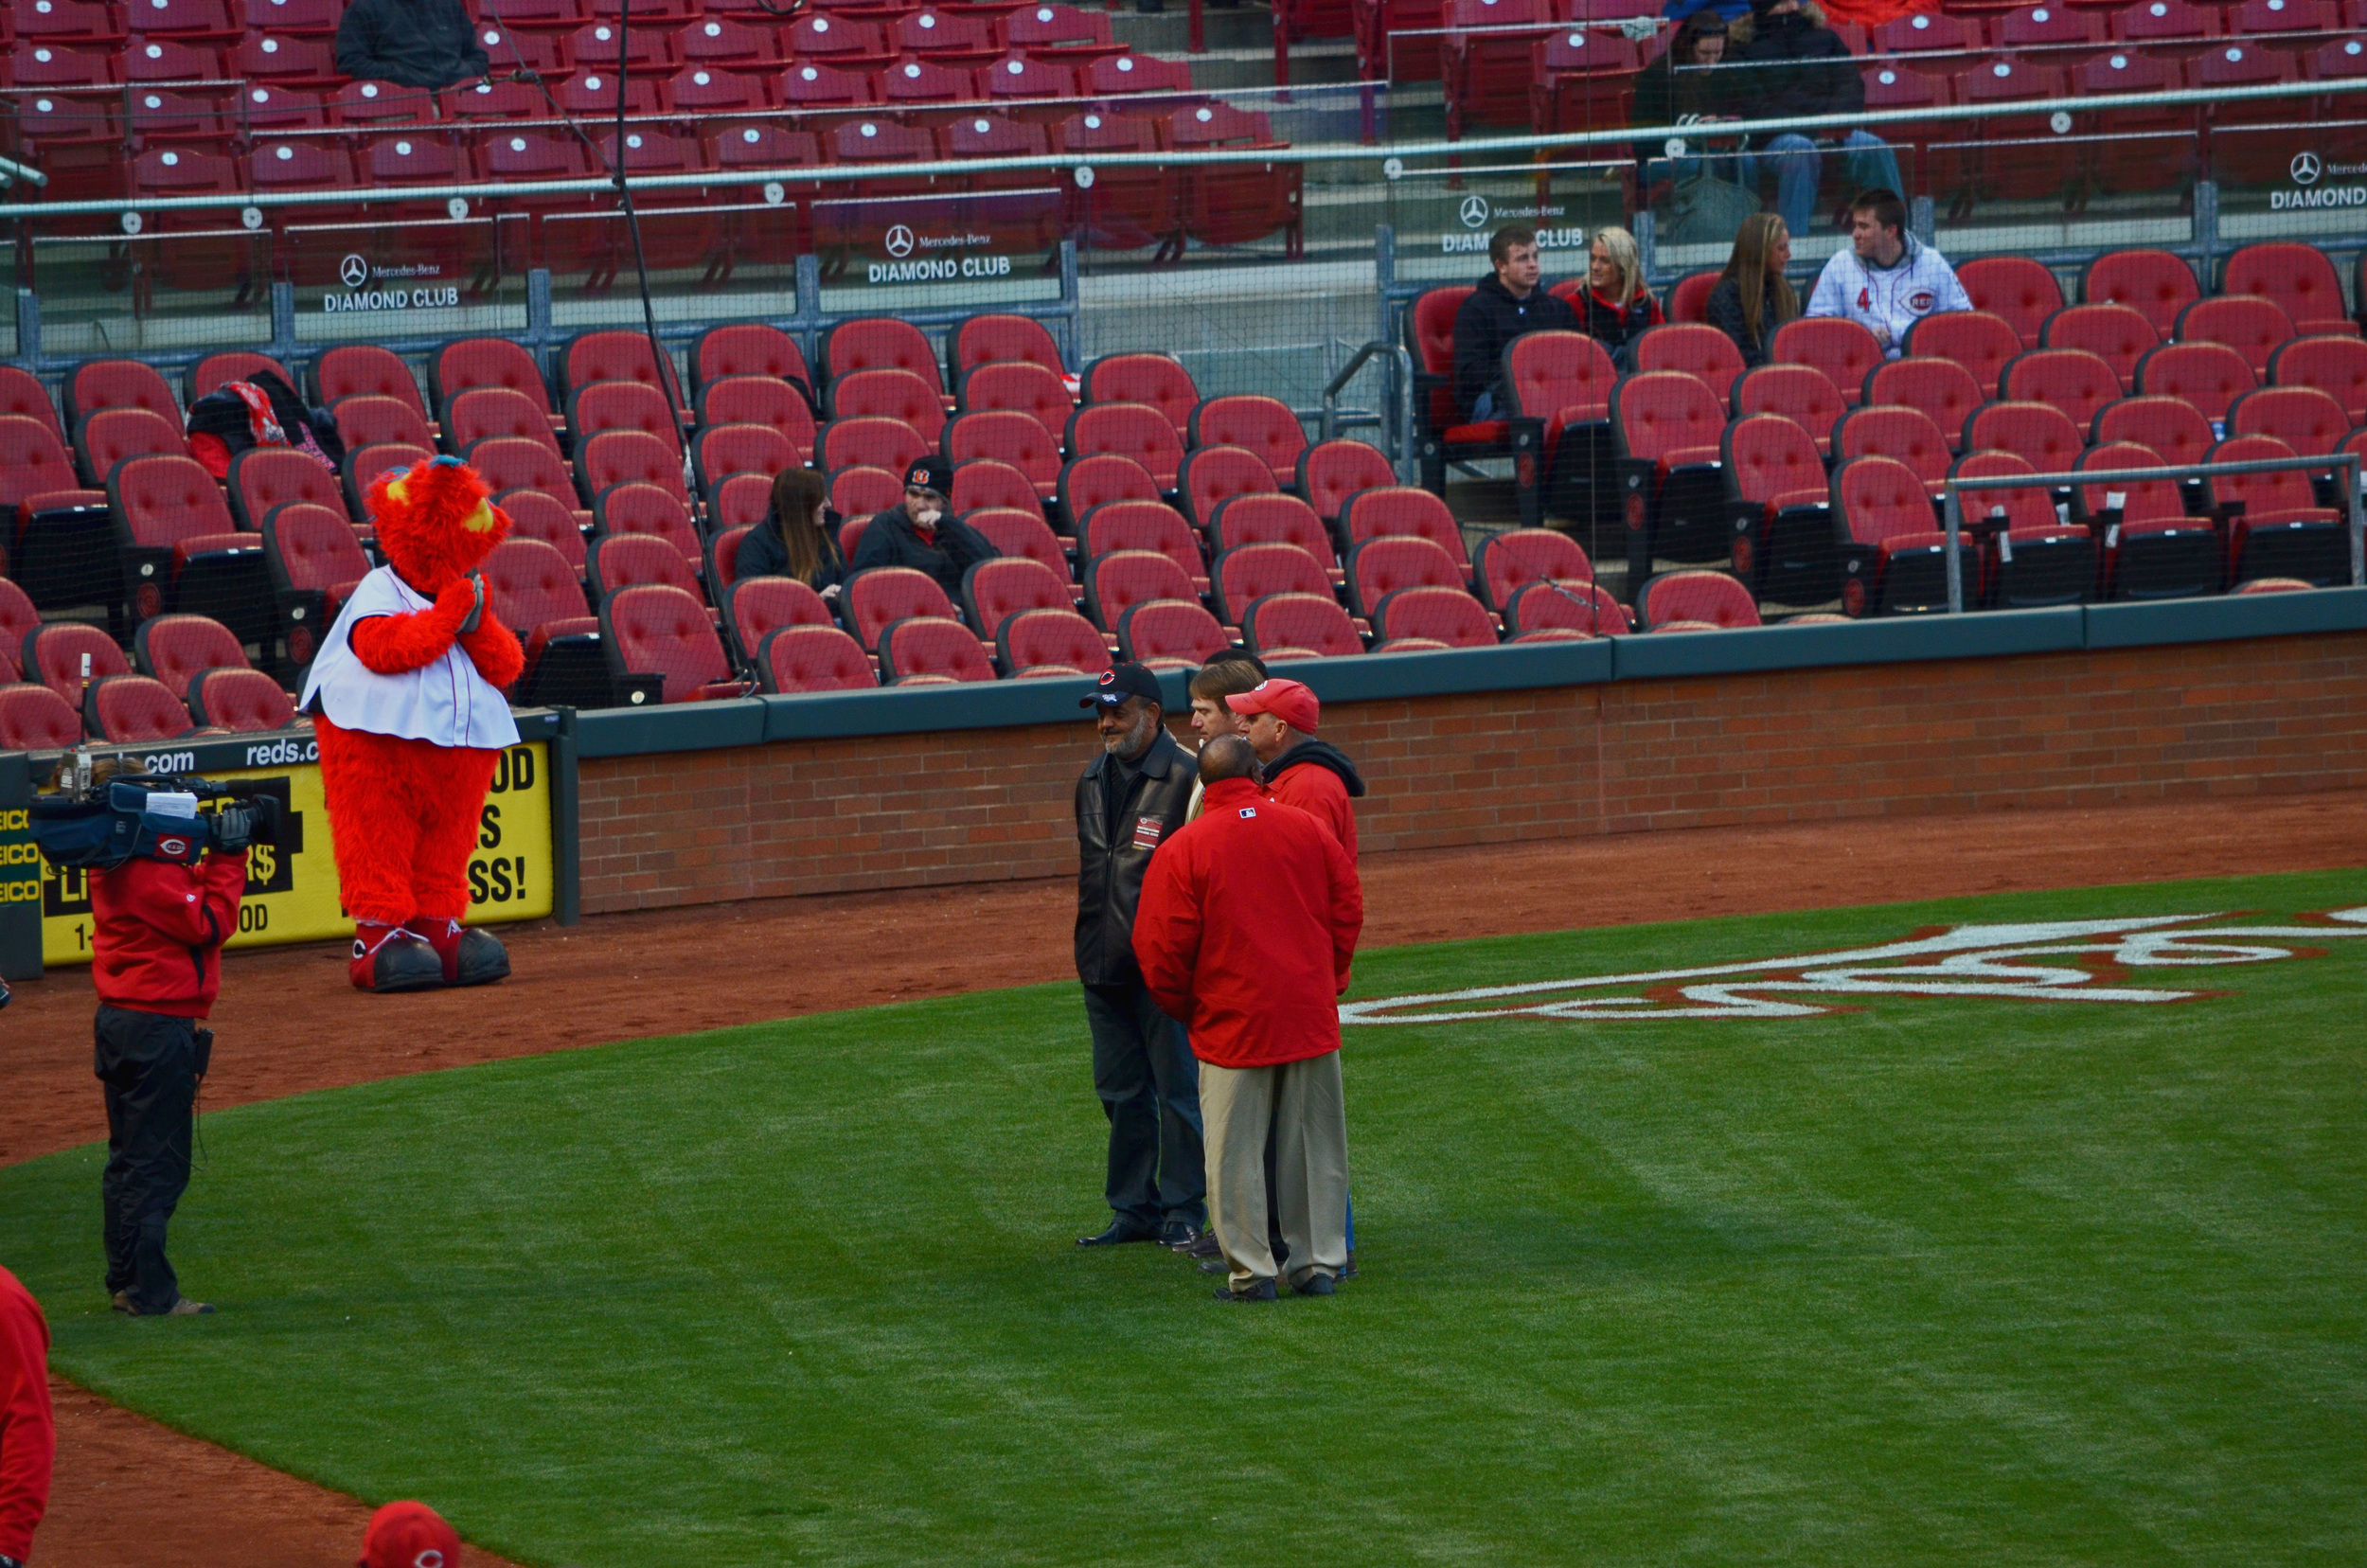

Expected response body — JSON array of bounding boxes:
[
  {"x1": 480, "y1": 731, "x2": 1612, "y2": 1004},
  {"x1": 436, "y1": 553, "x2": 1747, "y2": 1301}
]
[
  {"x1": 1704, "y1": 212, "x2": 1798, "y2": 369},
  {"x1": 1575, "y1": 226, "x2": 1664, "y2": 368}
]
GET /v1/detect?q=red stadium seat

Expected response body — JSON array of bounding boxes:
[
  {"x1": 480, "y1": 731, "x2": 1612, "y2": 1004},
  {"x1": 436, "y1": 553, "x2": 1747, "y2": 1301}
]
[
  {"x1": 1962, "y1": 400, "x2": 2085, "y2": 472},
  {"x1": 706, "y1": 526, "x2": 751, "y2": 595},
  {"x1": 2073, "y1": 440, "x2": 2214, "y2": 599},
  {"x1": 957, "y1": 362, "x2": 1076, "y2": 449},
  {"x1": 1208, "y1": 493, "x2": 1337, "y2": 576},
  {"x1": 1162, "y1": 103, "x2": 1302, "y2": 254},
  {"x1": 1296, "y1": 441, "x2": 1396, "y2": 524},
  {"x1": 1503, "y1": 578, "x2": 1627, "y2": 636},
  {"x1": 1083, "y1": 548, "x2": 1197, "y2": 632},
  {"x1": 1210, "y1": 541, "x2": 1330, "y2": 624},
  {"x1": 1083, "y1": 500, "x2": 1205, "y2": 591},
  {"x1": 823, "y1": 317, "x2": 945, "y2": 400},
  {"x1": 587, "y1": 531, "x2": 702, "y2": 605},
  {"x1": 1068, "y1": 402, "x2": 1184, "y2": 490},
  {"x1": 964, "y1": 507, "x2": 1067, "y2": 576},
  {"x1": 0, "y1": 683, "x2": 84, "y2": 749},
  {"x1": 1502, "y1": 330, "x2": 1617, "y2": 527},
  {"x1": 330, "y1": 395, "x2": 434, "y2": 458},
  {"x1": 962, "y1": 555, "x2": 1075, "y2": 639},
  {"x1": 227, "y1": 448, "x2": 342, "y2": 532},
  {"x1": 563, "y1": 329, "x2": 679, "y2": 403},
  {"x1": 844, "y1": 566, "x2": 961, "y2": 651},
  {"x1": 592, "y1": 481, "x2": 703, "y2": 570},
  {"x1": 1345, "y1": 536, "x2": 1464, "y2": 619},
  {"x1": 1472, "y1": 528, "x2": 1591, "y2": 614},
  {"x1": 1900, "y1": 311, "x2": 2021, "y2": 398},
  {"x1": 579, "y1": 429, "x2": 691, "y2": 510},
  {"x1": 1952, "y1": 450, "x2": 2095, "y2": 608},
  {"x1": 1368, "y1": 583, "x2": 1494, "y2": 650},
  {"x1": 692, "y1": 324, "x2": 814, "y2": 405},
  {"x1": 757, "y1": 625, "x2": 879, "y2": 694},
  {"x1": 879, "y1": 616, "x2": 996, "y2": 685},
  {"x1": 2228, "y1": 385, "x2": 2352, "y2": 456},
  {"x1": 721, "y1": 576, "x2": 834, "y2": 668},
  {"x1": 132, "y1": 613, "x2": 247, "y2": 703},
  {"x1": 899, "y1": 7, "x2": 1000, "y2": 63},
  {"x1": 109, "y1": 453, "x2": 269, "y2": 634},
  {"x1": 942, "y1": 411, "x2": 1060, "y2": 501},
  {"x1": 76, "y1": 407, "x2": 187, "y2": 486},
  {"x1": 1610, "y1": 370, "x2": 1729, "y2": 574},
  {"x1": 696, "y1": 376, "x2": 817, "y2": 459},
  {"x1": 464, "y1": 437, "x2": 576, "y2": 509},
  {"x1": 0, "y1": 369, "x2": 64, "y2": 447},
  {"x1": 64, "y1": 359, "x2": 178, "y2": 430},
  {"x1": 2082, "y1": 249, "x2": 2199, "y2": 338},
  {"x1": 2175, "y1": 294, "x2": 2297, "y2": 379},
  {"x1": 0, "y1": 582, "x2": 39, "y2": 684},
  {"x1": 1858, "y1": 362, "x2": 1984, "y2": 457},
  {"x1": 952, "y1": 314, "x2": 1066, "y2": 380},
  {"x1": 600, "y1": 584, "x2": 745, "y2": 703},
  {"x1": 1632, "y1": 323, "x2": 1748, "y2": 407},
  {"x1": 568, "y1": 17, "x2": 682, "y2": 73},
  {"x1": 260, "y1": 502, "x2": 369, "y2": 665},
  {"x1": 482, "y1": 536, "x2": 596, "y2": 659},
  {"x1": 1006, "y1": 4, "x2": 1121, "y2": 60},
  {"x1": 1771, "y1": 317, "x2": 1883, "y2": 407},
  {"x1": 1831, "y1": 455, "x2": 1979, "y2": 616},
  {"x1": 2222, "y1": 242, "x2": 2358, "y2": 340},
  {"x1": 664, "y1": 64, "x2": 771, "y2": 116},
  {"x1": 1116, "y1": 599, "x2": 1230, "y2": 669},
  {"x1": 186, "y1": 667, "x2": 297, "y2": 732},
  {"x1": 1059, "y1": 454, "x2": 1161, "y2": 523},
  {"x1": 21, "y1": 620, "x2": 133, "y2": 706},
  {"x1": 692, "y1": 424, "x2": 800, "y2": 502},
  {"x1": 830, "y1": 468, "x2": 904, "y2": 533},
  {"x1": 1722, "y1": 413, "x2": 1833, "y2": 603},
  {"x1": 1238, "y1": 592, "x2": 1362, "y2": 660},
  {"x1": 1998, "y1": 348, "x2": 2124, "y2": 437},
  {"x1": 188, "y1": 351, "x2": 293, "y2": 407},
  {"x1": 829, "y1": 368, "x2": 948, "y2": 446},
  {"x1": 1666, "y1": 271, "x2": 1719, "y2": 327},
  {"x1": 450, "y1": 387, "x2": 564, "y2": 458},
  {"x1": 998, "y1": 606, "x2": 1112, "y2": 678},
  {"x1": 1528, "y1": 23, "x2": 1646, "y2": 138},
  {"x1": 2134, "y1": 340, "x2": 2257, "y2": 421},
  {"x1": 1082, "y1": 353, "x2": 1199, "y2": 437},
  {"x1": 1338, "y1": 486, "x2": 1470, "y2": 577},
  {"x1": 788, "y1": 10, "x2": 894, "y2": 69},
  {"x1": 1637, "y1": 570, "x2": 1759, "y2": 632},
  {"x1": 1178, "y1": 445, "x2": 1279, "y2": 532},
  {"x1": 2038, "y1": 303, "x2": 2161, "y2": 393},
  {"x1": 2207, "y1": 433, "x2": 2347, "y2": 585},
  {"x1": 982, "y1": 51, "x2": 1078, "y2": 117},
  {"x1": 83, "y1": 673, "x2": 193, "y2": 742},
  {"x1": 2269, "y1": 335, "x2": 2367, "y2": 425},
  {"x1": 430, "y1": 339, "x2": 555, "y2": 429},
  {"x1": 708, "y1": 473, "x2": 773, "y2": 540},
  {"x1": 1188, "y1": 395, "x2": 1308, "y2": 490},
  {"x1": 2091, "y1": 396, "x2": 2216, "y2": 468},
  {"x1": 497, "y1": 490, "x2": 589, "y2": 576},
  {"x1": 1733, "y1": 365, "x2": 1843, "y2": 457},
  {"x1": 1956, "y1": 257, "x2": 2064, "y2": 351},
  {"x1": 952, "y1": 459, "x2": 1051, "y2": 523}
]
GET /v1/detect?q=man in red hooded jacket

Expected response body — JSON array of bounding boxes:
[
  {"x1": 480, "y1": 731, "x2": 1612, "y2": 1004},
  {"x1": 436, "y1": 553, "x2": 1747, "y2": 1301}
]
[
  {"x1": 1133, "y1": 737, "x2": 1363, "y2": 1302},
  {"x1": 86, "y1": 797, "x2": 255, "y2": 1317},
  {"x1": 0, "y1": 1264, "x2": 53, "y2": 1568}
]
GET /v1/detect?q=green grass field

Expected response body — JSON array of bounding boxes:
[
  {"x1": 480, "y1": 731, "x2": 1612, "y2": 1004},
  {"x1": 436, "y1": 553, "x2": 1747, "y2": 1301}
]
[{"x1": 5, "y1": 870, "x2": 2364, "y2": 1568}]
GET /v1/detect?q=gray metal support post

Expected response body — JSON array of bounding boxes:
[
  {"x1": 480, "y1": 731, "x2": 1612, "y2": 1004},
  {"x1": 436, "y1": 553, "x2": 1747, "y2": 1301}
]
[
  {"x1": 1909, "y1": 195, "x2": 1936, "y2": 249},
  {"x1": 794, "y1": 251, "x2": 822, "y2": 363},
  {"x1": 1634, "y1": 208, "x2": 1656, "y2": 288},
  {"x1": 525, "y1": 267, "x2": 553, "y2": 353},
  {"x1": 269, "y1": 279, "x2": 296, "y2": 362},
  {"x1": 1375, "y1": 223, "x2": 1398, "y2": 468},
  {"x1": 2346, "y1": 453, "x2": 2365, "y2": 588},
  {"x1": 1943, "y1": 485, "x2": 1964, "y2": 614},
  {"x1": 2193, "y1": 181, "x2": 2220, "y2": 287},
  {"x1": 14, "y1": 287, "x2": 39, "y2": 371}
]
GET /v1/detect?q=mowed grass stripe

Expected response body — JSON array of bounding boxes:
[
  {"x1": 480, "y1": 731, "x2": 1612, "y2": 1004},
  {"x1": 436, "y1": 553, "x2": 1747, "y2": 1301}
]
[{"x1": 3, "y1": 869, "x2": 2362, "y2": 1567}]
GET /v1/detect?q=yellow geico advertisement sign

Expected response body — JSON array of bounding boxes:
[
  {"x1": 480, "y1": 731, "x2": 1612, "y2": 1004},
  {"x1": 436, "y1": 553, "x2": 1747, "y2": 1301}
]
[{"x1": 40, "y1": 732, "x2": 552, "y2": 967}]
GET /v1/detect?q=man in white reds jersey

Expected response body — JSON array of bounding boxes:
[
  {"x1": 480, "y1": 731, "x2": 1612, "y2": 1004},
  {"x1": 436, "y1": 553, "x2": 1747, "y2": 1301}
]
[{"x1": 1805, "y1": 187, "x2": 1973, "y2": 359}]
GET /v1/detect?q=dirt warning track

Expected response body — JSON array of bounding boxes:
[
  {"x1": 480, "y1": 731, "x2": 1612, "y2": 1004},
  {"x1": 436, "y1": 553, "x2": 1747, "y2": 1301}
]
[{"x1": 7, "y1": 792, "x2": 2364, "y2": 1567}]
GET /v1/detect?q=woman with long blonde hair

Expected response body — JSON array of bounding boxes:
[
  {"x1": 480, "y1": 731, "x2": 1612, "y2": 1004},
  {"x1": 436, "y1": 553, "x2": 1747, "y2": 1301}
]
[
  {"x1": 1705, "y1": 212, "x2": 1799, "y2": 368},
  {"x1": 1574, "y1": 225, "x2": 1664, "y2": 365}
]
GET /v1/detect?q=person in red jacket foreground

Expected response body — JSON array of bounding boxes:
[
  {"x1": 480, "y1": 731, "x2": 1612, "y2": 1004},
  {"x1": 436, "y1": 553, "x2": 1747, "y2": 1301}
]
[
  {"x1": 89, "y1": 794, "x2": 258, "y2": 1316},
  {"x1": 0, "y1": 1264, "x2": 54, "y2": 1568},
  {"x1": 359, "y1": 1499, "x2": 461, "y2": 1568},
  {"x1": 1133, "y1": 736, "x2": 1364, "y2": 1302},
  {"x1": 1228, "y1": 677, "x2": 1364, "y2": 861}
]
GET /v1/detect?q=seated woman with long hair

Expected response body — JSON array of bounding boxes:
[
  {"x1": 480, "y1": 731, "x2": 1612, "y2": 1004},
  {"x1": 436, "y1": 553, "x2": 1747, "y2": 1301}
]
[
  {"x1": 733, "y1": 466, "x2": 845, "y2": 597},
  {"x1": 1705, "y1": 212, "x2": 1798, "y2": 369},
  {"x1": 1574, "y1": 226, "x2": 1664, "y2": 366}
]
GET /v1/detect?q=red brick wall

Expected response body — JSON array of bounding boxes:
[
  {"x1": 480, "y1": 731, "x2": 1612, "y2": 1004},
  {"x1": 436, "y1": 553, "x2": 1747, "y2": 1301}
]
[{"x1": 577, "y1": 631, "x2": 2367, "y2": 912}]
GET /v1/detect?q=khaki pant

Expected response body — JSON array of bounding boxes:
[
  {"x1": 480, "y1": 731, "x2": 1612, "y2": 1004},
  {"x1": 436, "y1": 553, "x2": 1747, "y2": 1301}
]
[{"x1": 1200, "y1": 1051, "x2": 1348, "y2": 1291}]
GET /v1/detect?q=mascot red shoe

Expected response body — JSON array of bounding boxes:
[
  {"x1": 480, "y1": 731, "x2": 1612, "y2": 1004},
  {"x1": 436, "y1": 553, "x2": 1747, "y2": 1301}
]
[{"x1": 299, "y1": 455, "x2": 525, "y2": 992}]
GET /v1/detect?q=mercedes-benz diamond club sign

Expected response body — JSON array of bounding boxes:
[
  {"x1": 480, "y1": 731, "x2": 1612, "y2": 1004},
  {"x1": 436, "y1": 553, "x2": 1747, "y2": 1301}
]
[
  {"x1": 2291, "y1": 151, "x2": 2322, "y2": 186},
  {"x1": 1458, "y1": 194, "x2": 1491, "y2": 230},
  {"x1": 2274, "y1": 148, "x2": 2367, "y2": 210},
  {"x1": 321, "y1": 253, "x2": 459, "y2": 314},
  {"x1": 340, "y1": 253, "x2": 370, "y2": 289},
  {"x1": 884, "y1": 223, "x2": 917, "y2": 258}
]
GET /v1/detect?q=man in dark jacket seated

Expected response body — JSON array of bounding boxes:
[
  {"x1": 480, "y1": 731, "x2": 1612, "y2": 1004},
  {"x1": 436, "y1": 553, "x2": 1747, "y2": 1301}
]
[
  {"x1": 336, "y1": 0, "x2": 489, "y2": 89},
  {"x1": 847, "y1": 454, "x2": 999, "y2": 602},
  {"x1": 1730, "y1": 0, "x2": 1901, "y2": 239},
  {"x1": 1450, "y1": 225, "x2": 1578, "y2": 424}
]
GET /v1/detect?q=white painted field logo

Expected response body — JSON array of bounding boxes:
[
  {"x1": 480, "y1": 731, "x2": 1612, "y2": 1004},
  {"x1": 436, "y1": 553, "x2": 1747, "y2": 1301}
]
[{"x1": 1340, "y1": 911, "x2": 2367, "y2": 1025}]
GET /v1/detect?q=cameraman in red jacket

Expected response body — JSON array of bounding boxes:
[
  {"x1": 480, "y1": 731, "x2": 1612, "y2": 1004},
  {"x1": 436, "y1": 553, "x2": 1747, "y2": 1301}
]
[
  {"x1": 88, "y1": 798, "x2": 258, "y2": 1318},
  {"x1": 1133, "y1": 736, "x2": 1363, "y2": 1303}
]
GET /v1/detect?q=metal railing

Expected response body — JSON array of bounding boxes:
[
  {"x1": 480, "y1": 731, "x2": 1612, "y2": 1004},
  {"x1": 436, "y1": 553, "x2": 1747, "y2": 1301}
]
[{"x1": 1941, "y1": 453, "x2": 2367, "y2": 614}]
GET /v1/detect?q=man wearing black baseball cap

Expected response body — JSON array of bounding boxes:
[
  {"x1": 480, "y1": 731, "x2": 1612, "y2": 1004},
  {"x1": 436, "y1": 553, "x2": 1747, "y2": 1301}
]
[
  {"x1": 845, "y1": 453, "x2": 1000, "y2": 602},
  {"x1": 1072, "y1": 663, "x2": 1207, "y2": 1251}
]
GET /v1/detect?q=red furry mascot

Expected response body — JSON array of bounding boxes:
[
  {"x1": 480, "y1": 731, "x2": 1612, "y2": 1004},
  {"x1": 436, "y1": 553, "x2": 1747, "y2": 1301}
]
[{"x1": 299, "y1": 455, "x2": 525, "y2": 992}]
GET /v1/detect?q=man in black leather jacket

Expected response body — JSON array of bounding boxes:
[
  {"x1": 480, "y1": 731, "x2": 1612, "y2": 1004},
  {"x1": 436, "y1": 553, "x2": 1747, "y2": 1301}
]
[
  {"x1": 335, "y1": 0, "x2": 489, "y2": 89},
  {"x1": 1073, "y1": 663, "x2": 1207, "y2": 1252}
]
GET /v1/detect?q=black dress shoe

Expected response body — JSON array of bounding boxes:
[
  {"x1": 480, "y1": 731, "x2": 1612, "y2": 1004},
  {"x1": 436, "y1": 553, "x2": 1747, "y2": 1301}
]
[
  {"x1": 1159, "y1": 1220, "x2": 1203, "y2": 1251},
  {"x1": 1077, "y1": 1220, "x2": 1158, "y2": 1247},
  {"x1": 1183, "y1": 1230, "x2": 1222, "y2": 1259},
  {"x1": 1213, "y1": 1279, "x2": 1278, "y2": 1302},
  {"x1": 1290, "y1": 1272, "x2": 1336, "y2": 1297},
  {"x1": 1198, "y1": 1257, "x2": 1230, "y2": 1274}
]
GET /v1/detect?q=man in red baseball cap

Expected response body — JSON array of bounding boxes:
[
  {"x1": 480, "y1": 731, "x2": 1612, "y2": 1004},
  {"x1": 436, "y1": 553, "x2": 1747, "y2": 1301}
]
[
  {"x1": 1225, "y1": 677, "x2": 1365, "y2": 862},
  {"x1": 359, "y1": 1500, "x2": 461, "y2": 1568}
]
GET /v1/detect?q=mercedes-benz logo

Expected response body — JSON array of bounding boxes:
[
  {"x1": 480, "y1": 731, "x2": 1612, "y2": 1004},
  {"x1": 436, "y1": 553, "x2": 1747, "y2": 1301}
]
[
  {"x1": 2291, "y1": 151, "x2": 2323, "y2": 187},
  {"x1": 1457, "y1": 193, "x2": 1491, "y2": 230},
  {"x1": 339, "y1": 253, "x2": 370, "y2": 288},
  {"x1": 884, "y1": 223, "x2": 916, "y2": 258}
]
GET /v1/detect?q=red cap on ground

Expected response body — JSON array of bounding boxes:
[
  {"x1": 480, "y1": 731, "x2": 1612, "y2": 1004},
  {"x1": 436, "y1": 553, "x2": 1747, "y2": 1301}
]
[
  {"x1": 360, "y1": 1501, "x2": 462, "y2": 1568},
  {"x1": 1225, "y1": 676, "x2": 1320, "y2": 734}
]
